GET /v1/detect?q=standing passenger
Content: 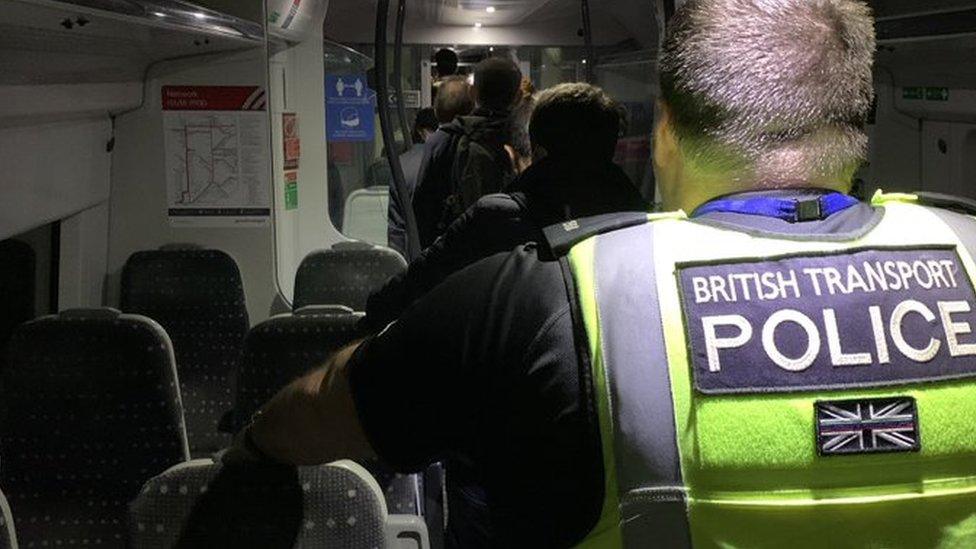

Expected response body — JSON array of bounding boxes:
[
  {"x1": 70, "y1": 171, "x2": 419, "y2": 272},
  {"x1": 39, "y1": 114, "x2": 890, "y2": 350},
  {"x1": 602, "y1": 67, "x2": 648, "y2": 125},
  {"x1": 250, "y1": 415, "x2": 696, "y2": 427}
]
[
  {"x1": 387, "y1": 108, "x2": 438, "y2": 257},
  {"x1": 412, "y1": 57, "x2": 523, "y2": 249},
  {"x1": 397, "y1": 76, "x2": 474, "y2": 259},
  {"x1": 364, "y1": 84, "x2": 647, "y2": 331}
]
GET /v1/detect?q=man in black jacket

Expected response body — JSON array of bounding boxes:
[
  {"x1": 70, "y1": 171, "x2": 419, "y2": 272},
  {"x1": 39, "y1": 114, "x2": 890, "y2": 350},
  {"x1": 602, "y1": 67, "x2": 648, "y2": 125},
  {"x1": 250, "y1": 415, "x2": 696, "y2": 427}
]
[
  {"x1": 365, "y1": 82, "x2": 647, "y2": 341},
  {"x1": 411, "y1": 57, "x2": 524, "y2": 249}
]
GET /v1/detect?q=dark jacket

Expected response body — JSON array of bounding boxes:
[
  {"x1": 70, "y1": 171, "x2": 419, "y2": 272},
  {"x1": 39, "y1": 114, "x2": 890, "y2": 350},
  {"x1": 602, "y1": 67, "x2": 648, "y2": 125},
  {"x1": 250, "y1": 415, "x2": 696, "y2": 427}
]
[
  {"x1": 411, "y1": 109, "x2": 512, "y2": 250},
  {"x1": 387, "y1": 143, "x2": 427, "y2": 257},
  {"x1": 364, "y1": 156, "x2": 648, "y2": 331}
]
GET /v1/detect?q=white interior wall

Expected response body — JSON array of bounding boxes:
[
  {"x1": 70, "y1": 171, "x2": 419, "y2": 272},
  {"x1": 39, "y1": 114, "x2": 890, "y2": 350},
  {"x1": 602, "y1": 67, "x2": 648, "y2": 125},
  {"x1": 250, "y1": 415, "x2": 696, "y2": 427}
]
[
  {"x1": 60, "y1": 202, "x2": 110, "y2": 310},
  {"x1": 270, "y1": 27, "x2": 341, "y2": 303},
  {"x1": 0, "y1": 117, "x2": 114, "y2": 240},
  {"x1": 106, "y1": 49, "x2": 278, "y2": 324}
]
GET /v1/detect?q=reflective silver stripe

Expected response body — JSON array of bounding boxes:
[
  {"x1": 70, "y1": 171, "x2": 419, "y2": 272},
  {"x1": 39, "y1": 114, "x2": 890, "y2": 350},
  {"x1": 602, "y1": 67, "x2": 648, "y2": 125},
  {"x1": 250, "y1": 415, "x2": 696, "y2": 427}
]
[
  {"x1": 593, "y1": 224, "x2": 691, "y2": 548},
  {"x1": 925, "y1": 207, "x2": 976, "y2": 260}
]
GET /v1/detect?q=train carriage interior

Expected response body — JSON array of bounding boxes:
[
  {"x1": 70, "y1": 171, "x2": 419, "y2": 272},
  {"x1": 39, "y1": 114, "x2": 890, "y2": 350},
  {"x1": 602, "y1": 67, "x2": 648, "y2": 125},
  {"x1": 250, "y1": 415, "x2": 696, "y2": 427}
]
[{"x1": 2, "y1": 0, "x2": 976, "y2": 546}]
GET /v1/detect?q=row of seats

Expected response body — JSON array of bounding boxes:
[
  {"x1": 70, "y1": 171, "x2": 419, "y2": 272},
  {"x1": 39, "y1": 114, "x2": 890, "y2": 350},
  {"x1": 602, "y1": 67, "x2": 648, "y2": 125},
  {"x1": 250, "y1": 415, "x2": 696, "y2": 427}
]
[
  {"x1": 0, "y1": 242, "x2": 415, "y2": 547},
  {"x1": 1, "y1": 307, "x2": 426, "y2": 547},
  {"x1": 120, "y1": 243, "x2": 405, "y2": 456}
]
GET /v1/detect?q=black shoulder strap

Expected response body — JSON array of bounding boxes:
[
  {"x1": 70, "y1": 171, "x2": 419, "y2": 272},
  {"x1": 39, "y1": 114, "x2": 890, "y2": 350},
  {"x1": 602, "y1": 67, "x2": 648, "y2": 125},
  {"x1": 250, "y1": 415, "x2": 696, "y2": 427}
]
[
  {"x1": 913, "y1": 192, "x2": 976, "y2": 216},
  {"x1": 542, "y1": 212, "x2": 650, "y2": 258}
]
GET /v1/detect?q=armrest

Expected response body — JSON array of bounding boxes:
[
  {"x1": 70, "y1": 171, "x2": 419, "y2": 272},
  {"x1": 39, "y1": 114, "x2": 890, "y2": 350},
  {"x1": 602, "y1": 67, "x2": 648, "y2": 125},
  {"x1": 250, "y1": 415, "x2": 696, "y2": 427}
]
[{"x1": 386, "y1": 514, "x2": 430, "y2": 549}]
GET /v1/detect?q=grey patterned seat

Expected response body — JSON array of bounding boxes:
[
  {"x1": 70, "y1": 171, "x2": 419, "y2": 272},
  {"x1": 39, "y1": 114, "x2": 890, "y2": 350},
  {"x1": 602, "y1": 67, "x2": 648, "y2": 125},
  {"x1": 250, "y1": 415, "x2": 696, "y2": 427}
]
[
  {"x1": 0, "y1": 309, "x2": 189, "y2": 548},
  {"x1": 293, "y1": 243, "x2": 406, "y2": 311},
  {"x1": 121, "y1": 249, "x2": 249, "y2": 456},
  {"x1": 232, "y1": 307, "x2": 424, "y2": 518},
  {"x1": 0, "y1": 240, "x2": 35, "y2": 367},
  {"x1": 129, "y1": 459, "x2": 429, "y2": 549}
]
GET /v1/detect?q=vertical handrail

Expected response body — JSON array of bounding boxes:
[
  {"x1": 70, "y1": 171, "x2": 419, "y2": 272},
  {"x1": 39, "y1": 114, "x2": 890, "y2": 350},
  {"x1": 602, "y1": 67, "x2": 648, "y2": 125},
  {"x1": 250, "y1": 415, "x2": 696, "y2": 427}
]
[
  {"x1": 394, "y1": 0, "x2": 412, "y2": 154},
  {"x1": 375, "y1": 0, "x2": 421, "y2": 259},
  {"x1": 581, "y1": 0, "x2": 595, "y2": 83}
]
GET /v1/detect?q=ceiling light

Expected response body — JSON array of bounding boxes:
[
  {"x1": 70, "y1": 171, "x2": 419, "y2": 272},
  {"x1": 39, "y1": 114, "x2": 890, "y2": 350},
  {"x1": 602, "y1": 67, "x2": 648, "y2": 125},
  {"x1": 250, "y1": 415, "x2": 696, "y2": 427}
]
[
  {"x1": 486, "y1": 6, "x2": 496, "y2": 13},
  {"x1": 152, "y1": 11, "x2": 166, "y2": 17},
  {"x1": 193, "y1": 12, "x2": 207, "y2": 20}
]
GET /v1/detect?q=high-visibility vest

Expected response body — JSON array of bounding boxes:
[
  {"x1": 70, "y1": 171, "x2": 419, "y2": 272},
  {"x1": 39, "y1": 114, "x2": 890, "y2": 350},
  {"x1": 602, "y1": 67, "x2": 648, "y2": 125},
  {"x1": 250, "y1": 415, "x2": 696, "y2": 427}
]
[{"x1": 569, "y1": 192, "x2": 976, "y2": 548}]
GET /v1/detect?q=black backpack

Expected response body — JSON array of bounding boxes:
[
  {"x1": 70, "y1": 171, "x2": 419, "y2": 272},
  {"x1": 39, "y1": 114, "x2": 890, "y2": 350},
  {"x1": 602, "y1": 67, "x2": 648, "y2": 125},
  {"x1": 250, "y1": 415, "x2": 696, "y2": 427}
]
[{"x1": 438, "y1": 115, "x2": 515, "y2": 233}]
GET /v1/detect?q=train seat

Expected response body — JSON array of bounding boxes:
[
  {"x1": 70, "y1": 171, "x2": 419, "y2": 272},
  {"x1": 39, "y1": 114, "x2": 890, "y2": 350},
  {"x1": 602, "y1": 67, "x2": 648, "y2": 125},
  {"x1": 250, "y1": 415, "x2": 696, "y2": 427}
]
[
  {"x1": 129, "y1": 459, "x2": 429, "y2": 549},
  {"x1": 342, "y1": 187, "x2": 391, "y2": 247},
  {"x1": 0, "y1": 488, "x2": 17, "y2": 549},
  {"x1": 0, "y1": 239, "x2": 35, "y2": 367},
  {"x1": 293, "y1": 242, "x2": 406, "y2": 311},
  {"x1": 232, "y1": 306, "x2": 424, "y2": 518},
  {"x1": 0, "y1": 308, "x2": 189, "y2": 548},
  {"x1": 121, "y1": 249, "x2": 249, "y2": 457}
]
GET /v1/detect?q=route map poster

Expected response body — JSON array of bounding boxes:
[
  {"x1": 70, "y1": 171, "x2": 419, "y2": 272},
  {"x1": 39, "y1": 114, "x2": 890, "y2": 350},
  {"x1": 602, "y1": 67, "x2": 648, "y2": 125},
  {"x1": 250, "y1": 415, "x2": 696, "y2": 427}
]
[{"x1": 162, "y1": 86, "x2": 271, "y2": 227}]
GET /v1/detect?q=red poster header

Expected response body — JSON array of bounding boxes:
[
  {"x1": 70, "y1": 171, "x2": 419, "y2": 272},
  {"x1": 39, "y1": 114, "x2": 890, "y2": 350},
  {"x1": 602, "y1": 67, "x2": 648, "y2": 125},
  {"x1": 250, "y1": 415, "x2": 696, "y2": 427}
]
[{"x1": 162, "y1": 86, "x2": 266, "y2": 111}]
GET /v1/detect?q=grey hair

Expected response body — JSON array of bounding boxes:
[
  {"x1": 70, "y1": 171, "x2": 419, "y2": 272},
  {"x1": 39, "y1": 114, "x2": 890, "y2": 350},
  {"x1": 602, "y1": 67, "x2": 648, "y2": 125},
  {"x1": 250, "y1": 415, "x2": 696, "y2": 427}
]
[{"x1": 659, "y1": 0, "x2": 876, "y2": 185}]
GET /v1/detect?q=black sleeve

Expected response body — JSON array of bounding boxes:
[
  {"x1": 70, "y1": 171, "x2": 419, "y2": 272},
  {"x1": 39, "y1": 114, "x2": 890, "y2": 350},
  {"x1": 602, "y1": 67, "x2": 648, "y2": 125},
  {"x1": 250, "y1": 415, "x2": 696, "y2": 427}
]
[
  {"x1": 348, "y1": 246, "x2": 603, "y2": 545},
  {"x1": 364, "y1": 194, "x2": 534, "y2": 332},
  {"x1": 386, "y1": 174, "x2": 407, "y2": 257}
]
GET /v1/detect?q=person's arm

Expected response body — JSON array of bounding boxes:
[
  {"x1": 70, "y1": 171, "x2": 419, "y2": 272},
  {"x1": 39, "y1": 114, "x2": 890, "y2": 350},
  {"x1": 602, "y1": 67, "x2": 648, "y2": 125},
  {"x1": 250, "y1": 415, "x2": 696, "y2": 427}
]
[
  {"x1": 364, "y1": 194, "x2": 529, "y2": 332},
  {"x1": 387, "y1": 178, "x2": 408, "y2": 257},
  {"x1": 242, "y1": 341, "x2": 377, "y2": 465}
]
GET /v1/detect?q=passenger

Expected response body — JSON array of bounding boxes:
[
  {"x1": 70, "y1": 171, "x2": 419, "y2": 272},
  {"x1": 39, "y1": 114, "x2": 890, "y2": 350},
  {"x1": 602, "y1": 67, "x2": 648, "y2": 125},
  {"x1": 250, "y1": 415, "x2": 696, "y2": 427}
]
[
  {"x1": 363, "y1": 83, "x2": 647, "y2": 332},
  {"x1": 229, "y1": 2, "x2": 976, "y2": 547},
  {"x1": 433, "y1": 75, "x2": 475, "y2": 125},
  {"x1": 388, "y1": 107, "x2": 438, "y2": 257},
  {"x1": 412, "y1": 57, "x2": 523, "y2": 249},
  {"x1": 395, "y1": 76, "x2": 474, "y2": 258}
]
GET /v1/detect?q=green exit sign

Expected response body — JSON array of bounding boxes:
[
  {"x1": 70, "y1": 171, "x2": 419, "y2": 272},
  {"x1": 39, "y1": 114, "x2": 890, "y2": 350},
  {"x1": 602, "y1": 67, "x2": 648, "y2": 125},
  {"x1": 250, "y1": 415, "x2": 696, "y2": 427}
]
[
  {"x1": 926, "y1": 87, "x2": 949, "y2": 101},
  {"x1": 903, "y1": 87, "x2": 924, "y2": 100},
  {"x1": 902, "y1": 87, "x2": 949, "y2": 101}
]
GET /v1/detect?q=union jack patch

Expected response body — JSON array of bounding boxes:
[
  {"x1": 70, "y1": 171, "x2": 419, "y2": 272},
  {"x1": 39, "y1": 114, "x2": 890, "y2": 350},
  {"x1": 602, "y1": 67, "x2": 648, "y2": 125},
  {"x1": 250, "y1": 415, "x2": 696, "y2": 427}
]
[{"x1": 815, "y1": 397, "x2": 920, "y2": 456}]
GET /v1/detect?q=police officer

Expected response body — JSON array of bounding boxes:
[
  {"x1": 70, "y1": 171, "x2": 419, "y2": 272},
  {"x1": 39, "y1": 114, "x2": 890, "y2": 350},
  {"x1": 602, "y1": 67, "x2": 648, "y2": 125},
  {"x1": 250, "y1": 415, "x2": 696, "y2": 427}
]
[{"x1": 233, "y1": 0, "x2": 976, "y2": 546}]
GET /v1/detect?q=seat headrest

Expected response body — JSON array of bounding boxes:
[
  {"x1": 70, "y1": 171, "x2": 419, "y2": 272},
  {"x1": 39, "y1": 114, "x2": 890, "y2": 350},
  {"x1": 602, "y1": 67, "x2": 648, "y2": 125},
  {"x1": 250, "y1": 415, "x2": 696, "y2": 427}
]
[
  {"x1": 59, "y1": 308, "x2": 122, "y2": 320},
  {"x1": 332, "y1": 241, "x2": 374, "y2": 252},
  {"x1": 295, "y1": 305, "x2": 355, "y2": 316}
]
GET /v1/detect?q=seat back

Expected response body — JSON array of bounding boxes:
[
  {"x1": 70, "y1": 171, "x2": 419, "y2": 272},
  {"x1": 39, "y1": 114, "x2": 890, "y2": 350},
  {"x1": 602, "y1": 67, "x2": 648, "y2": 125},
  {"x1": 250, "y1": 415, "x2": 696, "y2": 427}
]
[
  {"x1": 343, "y1": 187, "x2": 391, "y2": 247},
  {"x1": 1, "y1": 309, "x2": 189, "y2": 547},
  {"x1": 293, "y1": 243, "x2": 406, "y2": 311},
  {"x1": 129, "y1": 459, "x2": 429, "y2": 549},
  {"x1": 0, "y1": 240, "x2": 35, "y2": 364},
  {"x1": 234, "y1": 307, "x2": 363, "y2": 427},
  {"x1": 234, "y1": 308, "x2": 423, "y2": 517},
  {"x1": 121, "y1": 249, "x2": 249, "y2": 456}
]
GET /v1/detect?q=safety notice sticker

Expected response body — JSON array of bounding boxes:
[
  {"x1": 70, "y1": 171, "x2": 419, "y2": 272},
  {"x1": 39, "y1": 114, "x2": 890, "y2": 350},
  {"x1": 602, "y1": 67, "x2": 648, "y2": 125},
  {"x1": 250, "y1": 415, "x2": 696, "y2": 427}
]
[
  {"x1": 677, "y1": 246, "x2": 976, "y2": 394},
  {"x1": 162, "y1": 85, "x2": 271, "y2": 227},
  {"x1": 325, "y1": 74, "x2": 376, "y2": 142}
]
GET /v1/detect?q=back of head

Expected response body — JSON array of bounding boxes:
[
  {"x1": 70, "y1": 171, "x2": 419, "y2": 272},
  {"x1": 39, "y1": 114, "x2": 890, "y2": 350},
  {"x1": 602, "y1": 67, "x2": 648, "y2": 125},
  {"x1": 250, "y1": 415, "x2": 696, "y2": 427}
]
[
  {"x1": 435, "y1": 75, "x2": 474, "y2": 125},
  {"x1": 659, "y1": 0, "x2": 876, "y2": 187},
  {"x1": 473, "y1": 57, "x2": 522, "y2": 113},
  {"x1": 434, "y1": 48, "x2": 459, "y2": 77},
  {"x1": 530, "y1": 82, "x2": 621, "y2": 162},
  {"x1": 412, "y1": 108, "x2": 438, "y2": 143}
]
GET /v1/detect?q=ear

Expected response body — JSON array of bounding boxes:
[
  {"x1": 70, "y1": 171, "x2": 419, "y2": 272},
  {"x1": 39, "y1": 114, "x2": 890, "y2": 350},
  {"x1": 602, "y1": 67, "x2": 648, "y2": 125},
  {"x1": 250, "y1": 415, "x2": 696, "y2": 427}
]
[
  {"x1": 504, "y1": 144, "x2": 520, "y2": 173},
  {"x1": 653, "y1": 100, "x2": 679, "y2": 172}
]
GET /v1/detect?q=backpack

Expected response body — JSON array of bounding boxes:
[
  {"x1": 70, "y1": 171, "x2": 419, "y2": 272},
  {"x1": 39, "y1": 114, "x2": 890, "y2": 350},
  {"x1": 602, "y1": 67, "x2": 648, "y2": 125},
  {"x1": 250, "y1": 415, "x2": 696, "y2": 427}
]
[{"x1": 438, "y1": 115, "x2": 515, "y2": 233}]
